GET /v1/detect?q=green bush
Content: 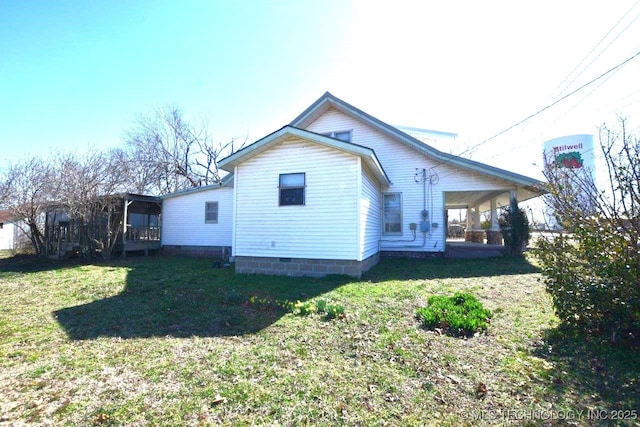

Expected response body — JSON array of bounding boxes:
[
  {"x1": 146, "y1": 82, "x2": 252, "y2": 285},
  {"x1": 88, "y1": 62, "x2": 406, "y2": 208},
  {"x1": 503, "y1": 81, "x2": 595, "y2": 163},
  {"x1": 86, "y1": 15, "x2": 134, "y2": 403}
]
[
  {"x1": 416, "y1": 293, "x2": 491, "y2": 336},
  {"x1": 499, "y1": 202, "x2": 530, "y2": 257},
  {"x1": 535, "y1": 223, "x2": 640, "y2": 342}
]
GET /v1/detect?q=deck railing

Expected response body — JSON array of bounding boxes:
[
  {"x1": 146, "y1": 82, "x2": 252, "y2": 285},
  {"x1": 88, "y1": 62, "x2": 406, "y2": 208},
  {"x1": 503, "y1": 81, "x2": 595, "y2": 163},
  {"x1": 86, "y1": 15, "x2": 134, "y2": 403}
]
[{"x1": 126, "y1": 226, "x2": 161, "y2": 241}]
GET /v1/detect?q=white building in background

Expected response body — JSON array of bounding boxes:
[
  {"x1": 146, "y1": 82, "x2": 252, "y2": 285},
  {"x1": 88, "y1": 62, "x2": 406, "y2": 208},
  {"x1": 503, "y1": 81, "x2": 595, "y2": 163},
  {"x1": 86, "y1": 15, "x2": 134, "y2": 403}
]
[{"x1": 0, "y1": 211, "x2": 18, "y2": 250}]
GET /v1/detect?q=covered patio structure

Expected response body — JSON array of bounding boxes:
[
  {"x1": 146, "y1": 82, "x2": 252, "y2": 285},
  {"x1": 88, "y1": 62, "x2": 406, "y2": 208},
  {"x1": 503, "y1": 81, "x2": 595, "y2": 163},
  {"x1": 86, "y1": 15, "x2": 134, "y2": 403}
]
[
  {"x1": 444, "y1": 183, "x2": 544, "y2": 258},
  {"x1": 44, "y1": 193, "x2": 162, "y2": 259}
]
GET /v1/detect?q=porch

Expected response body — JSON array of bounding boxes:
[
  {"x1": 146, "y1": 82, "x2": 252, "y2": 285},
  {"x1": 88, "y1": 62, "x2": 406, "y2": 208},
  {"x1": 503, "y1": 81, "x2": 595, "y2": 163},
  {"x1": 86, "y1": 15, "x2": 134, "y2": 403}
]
[
  {"x1": 44, "y1": 193, "x2": 162, "y2": 259},
  {"x1": 445, "y1": 241, "x2": 507, "y2": 258},
  {"x1": 444, "y1": 185, "x2": 541, "y2": 250}
]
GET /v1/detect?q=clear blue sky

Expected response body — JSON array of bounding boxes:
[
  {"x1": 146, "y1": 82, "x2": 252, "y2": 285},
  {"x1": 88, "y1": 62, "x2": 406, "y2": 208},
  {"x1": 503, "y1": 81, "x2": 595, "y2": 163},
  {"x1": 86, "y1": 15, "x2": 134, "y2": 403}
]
[{"x1": 2, "y1": 1, "x2": 639, "y2": 179}]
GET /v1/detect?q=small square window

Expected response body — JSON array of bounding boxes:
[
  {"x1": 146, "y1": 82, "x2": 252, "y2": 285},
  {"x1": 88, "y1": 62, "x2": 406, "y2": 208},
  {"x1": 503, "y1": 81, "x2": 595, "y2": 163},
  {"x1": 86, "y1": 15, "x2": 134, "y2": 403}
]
[
  {"x1": 205, "y1": 201, "x2": 218, "y2": 223},
  {"x1": 279, "y1": 173, "x2": 305, "y2": 206},
  {"x1": 321, "y1": 130, "x2": 352, "y2": 142}
]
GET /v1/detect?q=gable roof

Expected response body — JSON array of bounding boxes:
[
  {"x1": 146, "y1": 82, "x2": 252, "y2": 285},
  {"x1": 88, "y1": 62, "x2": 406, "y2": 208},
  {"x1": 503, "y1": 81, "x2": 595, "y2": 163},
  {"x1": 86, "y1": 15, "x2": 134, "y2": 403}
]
[
  {"x1": 160, "y1": 173, "x2": 234, "y2": 200},
  {"x1": 218, "y1": 126, "x2": 391, "y2": 186},
  {"x1": 290, "y1": 92, "x2": 544, "y2": 193}
]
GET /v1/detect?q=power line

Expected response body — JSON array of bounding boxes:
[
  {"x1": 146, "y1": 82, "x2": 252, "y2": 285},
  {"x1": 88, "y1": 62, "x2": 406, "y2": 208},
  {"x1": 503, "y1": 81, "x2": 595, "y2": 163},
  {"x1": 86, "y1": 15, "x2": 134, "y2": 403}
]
[
  {"x1": 449, "y1": 49, "x2": 640, "y2": 161},
  {"x1": 551, "y1": 0, "x2": 640, "y2": 101}
]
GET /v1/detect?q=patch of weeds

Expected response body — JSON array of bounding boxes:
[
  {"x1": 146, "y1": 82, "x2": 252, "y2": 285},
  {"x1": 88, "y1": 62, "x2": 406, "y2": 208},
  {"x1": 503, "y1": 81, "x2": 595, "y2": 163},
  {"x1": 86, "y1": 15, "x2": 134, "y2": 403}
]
[
  {"x1": 312, "y1": 298, "x2": 346, "y2": 320},
  {"x1": 324, "y1": 303, "x2": 346, "y2": 320},
  {"x1": 416, "y1": 292, "x2": 491, "y2": 336},
  {"x1": 223, "y1": 288, "x2": 242, "y2": 305},
  {"x1": 292, "y1": 300, "x2": 315, "y2": 316},
  {"x1": 442, "y1": 353, "x2": 457, "y2": 365},
  {"x1": 316, "y1": 299, "x2": 328, "y2": 313},
  {"x1": 90, "y1": 409, "x2": 116, "y2": 426},
  {"x1": 247, "y1": 295, "x2": 292, "y2": 312},
  {"x1": 247, "y1": 296, "x2": 346, "y2": 320},
  {"x1": 27, "y1": 364, "x2": 52, "y2": 379}
]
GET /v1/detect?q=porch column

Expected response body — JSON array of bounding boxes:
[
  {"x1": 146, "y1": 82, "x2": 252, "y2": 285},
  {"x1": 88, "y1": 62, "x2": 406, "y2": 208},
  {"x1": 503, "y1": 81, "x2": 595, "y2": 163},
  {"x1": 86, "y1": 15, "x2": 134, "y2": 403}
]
[
  {"x1": 465, "y1": 206, "x2": 484, "y2": 243},
  {"x1": 486, "y1": 198, "x2": 503, "y2": 245},
  {"x1": 473, "y1": 206, "x2": 481, "y2": 231},
  {"x1": 121, "y1": 196, "x2": 128, "y2": 259},
  {"x1": 490, "y1": 198, "x2": 499, "y2": 230}
]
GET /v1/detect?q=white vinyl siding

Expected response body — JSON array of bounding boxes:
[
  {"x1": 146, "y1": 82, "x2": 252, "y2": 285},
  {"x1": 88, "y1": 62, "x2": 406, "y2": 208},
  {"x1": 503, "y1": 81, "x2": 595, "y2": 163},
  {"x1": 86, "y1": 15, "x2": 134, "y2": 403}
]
[
  {"x1": 305, "y1": 107, "x2": 515, "y2": 252},
  {"x1": 162, "y1": 187, "x2": 233, "y2": 247},
  {"x1": 234, "y1": 139, "x2": 359, "y2": 260},
  {"x1": 0, "y1": 221, "x2": 15, "y2": 250},
  {"x1": 360, "y1": 164, "x2": 381, "y2": 259}
]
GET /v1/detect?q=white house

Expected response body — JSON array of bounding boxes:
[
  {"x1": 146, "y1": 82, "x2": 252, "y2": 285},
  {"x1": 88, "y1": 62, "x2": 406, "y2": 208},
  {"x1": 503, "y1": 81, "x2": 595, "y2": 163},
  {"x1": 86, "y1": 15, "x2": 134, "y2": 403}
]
[
  {"x1": 162, "y1": 92, "x2": 543, "y2": 277},
  {"x1": 0, "y1": 211, "x2": 18, "y2": 251},
  {"x1": 160, "y1": 174, "x2": 234, "y2": 258}
]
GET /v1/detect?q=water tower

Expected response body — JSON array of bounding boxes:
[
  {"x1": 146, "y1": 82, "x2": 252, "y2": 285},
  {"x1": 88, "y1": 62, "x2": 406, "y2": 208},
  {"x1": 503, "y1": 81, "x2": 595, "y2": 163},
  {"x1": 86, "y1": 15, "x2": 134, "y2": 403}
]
[
  {"x1": 542, "y1": 134, "x2": 595, "y2": 229},
  {"x1": 543, "y1": 134, "x2": 595, "y2": 174}
]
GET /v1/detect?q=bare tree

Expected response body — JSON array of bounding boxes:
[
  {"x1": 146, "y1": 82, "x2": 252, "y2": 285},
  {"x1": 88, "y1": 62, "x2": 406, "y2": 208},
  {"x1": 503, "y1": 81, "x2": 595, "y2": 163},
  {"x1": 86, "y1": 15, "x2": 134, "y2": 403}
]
[
  {"x1": 536, "y1": 117, "x2": 640, "y2": 342},
  {"x1": 123, "y1": 106, "x2": 242, "y2": 195},
  {"x1": 52, "y1": 151, "x2": 128, "y2": 260},
  {"x1": 0, "y1": 156, "x2": 53, "y2": 255}
]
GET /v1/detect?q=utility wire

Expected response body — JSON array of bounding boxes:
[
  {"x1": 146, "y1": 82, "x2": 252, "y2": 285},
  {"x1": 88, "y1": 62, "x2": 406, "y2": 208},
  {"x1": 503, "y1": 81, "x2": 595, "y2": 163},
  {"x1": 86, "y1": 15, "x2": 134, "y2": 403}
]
[
  {"x1": 551, "y1": 0, "x2": 640, "y2": 100},
  {"x1": 448, "y1": 49, "x2": 640, "y2": 162},
  {"x1": 432, "y1": 50, "x2": 640, "y2": 184}
]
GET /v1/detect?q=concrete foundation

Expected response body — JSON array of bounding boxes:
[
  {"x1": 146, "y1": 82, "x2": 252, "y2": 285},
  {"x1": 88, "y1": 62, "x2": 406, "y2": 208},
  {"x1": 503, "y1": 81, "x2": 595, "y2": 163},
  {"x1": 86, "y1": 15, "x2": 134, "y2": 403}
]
[
  {"x1": 234, "y1": 253, "x2": 379, "y2": 278},
  {"x1": 162, "y1": 245, "x2": 231, "y2": 259}
]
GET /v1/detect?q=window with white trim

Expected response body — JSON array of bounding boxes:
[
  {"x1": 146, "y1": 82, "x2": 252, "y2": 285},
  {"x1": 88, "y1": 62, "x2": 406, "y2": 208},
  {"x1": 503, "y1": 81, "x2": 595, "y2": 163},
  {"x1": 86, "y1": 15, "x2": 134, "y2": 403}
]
[
  {"x1": 321, "y1": 130, "x2": 352, "y2": 142},
  {"x1": 383, "y1": 193, "x2": 402, "y2": 234},
  {"x1": 205, "y1": 201, "x2": 218, "y2": 223},
  {"x1": 279, "y1": 173, "x2": 305, "y2": 206}
]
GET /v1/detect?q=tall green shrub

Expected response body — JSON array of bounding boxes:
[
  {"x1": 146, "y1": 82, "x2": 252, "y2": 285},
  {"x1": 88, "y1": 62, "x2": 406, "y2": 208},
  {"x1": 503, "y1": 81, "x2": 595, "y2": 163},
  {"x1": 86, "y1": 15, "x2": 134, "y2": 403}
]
[{"x1": 500, "y1": 202, "x2": 530, "y2": 257}]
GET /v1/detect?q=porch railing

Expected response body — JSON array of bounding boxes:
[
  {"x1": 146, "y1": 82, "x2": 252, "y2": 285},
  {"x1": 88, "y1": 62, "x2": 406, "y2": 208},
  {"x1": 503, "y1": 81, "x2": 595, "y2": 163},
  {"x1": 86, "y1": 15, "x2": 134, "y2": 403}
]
[{"x1": 125, "y1": 226, "x2": 161, "y2": 242}]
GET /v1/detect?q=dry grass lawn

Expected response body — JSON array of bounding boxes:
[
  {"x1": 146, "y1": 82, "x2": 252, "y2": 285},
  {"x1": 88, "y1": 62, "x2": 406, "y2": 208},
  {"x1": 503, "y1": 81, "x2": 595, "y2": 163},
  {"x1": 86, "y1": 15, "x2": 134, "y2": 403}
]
[{"x1": 0, "y1": 252, "x2": 638, "y2": 426}]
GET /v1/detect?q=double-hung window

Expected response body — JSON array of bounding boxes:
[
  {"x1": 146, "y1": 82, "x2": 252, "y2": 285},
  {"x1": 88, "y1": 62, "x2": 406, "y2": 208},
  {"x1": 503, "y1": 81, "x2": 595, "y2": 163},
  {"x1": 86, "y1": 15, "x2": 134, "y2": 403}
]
[
  {"x1": 205, "y1": 201, "x2": 218, "y2": 223},
  {"x1": 383, "y1": 193, "x2": 402, "y2": 234},
  {"x1": 279, "y1": 173, "x2": 305, "y2": 206}
]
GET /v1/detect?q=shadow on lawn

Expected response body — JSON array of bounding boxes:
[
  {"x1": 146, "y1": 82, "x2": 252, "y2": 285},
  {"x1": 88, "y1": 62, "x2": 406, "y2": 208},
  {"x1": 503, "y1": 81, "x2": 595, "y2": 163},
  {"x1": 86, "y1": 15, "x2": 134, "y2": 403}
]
[
  {"x1": 364, "y1": 255, "x2": 539, "y2": 282},
  {"x1": 532, "y1": 325, "x2": 639, "y2": 415},
  {"x1": 54, "y1": 256, "x2": 350, "y2": 340},
  {"x1": 0, "y1": 253, "x2": 88, "y2": 274}
]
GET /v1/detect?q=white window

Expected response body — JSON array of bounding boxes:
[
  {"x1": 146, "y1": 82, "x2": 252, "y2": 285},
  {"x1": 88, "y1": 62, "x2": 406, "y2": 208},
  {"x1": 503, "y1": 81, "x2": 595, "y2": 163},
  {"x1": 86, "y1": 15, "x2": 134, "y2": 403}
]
[
  {"x1": 279, "y1": 173, "x2": 305, "y2": 206},
  {"x1": 383, "y1": 193, "x2": 402, "y2": 234},
  {"x1": 205, "y1": 201, "x2": 218, "y2": 223},
  {"x1": 321, "y1": 130, "x2": 352, "y2": 142}
]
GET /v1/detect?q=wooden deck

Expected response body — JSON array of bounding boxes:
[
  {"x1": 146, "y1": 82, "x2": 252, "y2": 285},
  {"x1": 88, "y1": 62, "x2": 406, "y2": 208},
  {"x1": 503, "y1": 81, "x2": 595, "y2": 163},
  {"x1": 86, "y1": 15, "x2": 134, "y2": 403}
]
[{"x1": 118, "y1": 239, "x2": 161, "y2": 256}]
